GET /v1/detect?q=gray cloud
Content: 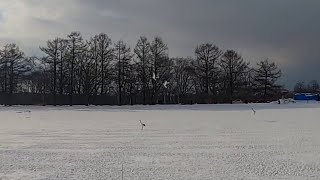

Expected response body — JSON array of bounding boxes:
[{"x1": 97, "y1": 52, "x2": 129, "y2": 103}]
[
  {"x1": 0, "y1": 11, "x2": 3, "y2": 21},
  {"x1": 0, "y1": 0, "x2": 320, "y2": 88}
]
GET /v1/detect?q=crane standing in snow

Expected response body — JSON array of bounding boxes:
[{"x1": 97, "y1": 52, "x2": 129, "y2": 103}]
[
  {"x1": 140, "y1": 120, "x2": 146, "y2": 130},
  {"x1": 251, "y1": 108, "x2": 256, "y2": 115}
]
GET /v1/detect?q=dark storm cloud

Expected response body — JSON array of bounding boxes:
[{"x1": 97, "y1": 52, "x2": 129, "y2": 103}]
[
  {"x1": 1, "y1": 0, "x2": 320, "y2": 88},
  {"x1": 77, "y1": 1, "x2": 320, "y2": 60}
]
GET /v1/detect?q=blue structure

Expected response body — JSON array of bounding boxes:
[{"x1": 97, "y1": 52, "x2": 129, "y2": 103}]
[{"x1": 294, "y1": 93, "x2": 319, "y2": 101}]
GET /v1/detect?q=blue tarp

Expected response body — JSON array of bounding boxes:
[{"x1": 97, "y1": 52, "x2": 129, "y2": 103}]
[{"x1": 294, "y1": 93, "x2": 319, "y2": 101}]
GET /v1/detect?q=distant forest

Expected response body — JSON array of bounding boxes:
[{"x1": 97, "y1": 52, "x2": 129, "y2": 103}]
[{"x1": 0, "y1": 31, "x2": 300, "y2": 106}]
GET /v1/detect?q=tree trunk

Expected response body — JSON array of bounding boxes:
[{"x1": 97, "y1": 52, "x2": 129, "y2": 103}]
[
  {"x1": 53, "y1": 56, "x2": 57, "y2": 106},
  {"x1": 9, "y1": 62, "x2": 14, "y2": 106},
  {"x1": 229, "y1": 66, "x2": 233, "y2": 104},
  {"x1": 118, "y1": 47, "x2": 122, "y2": 106},
  {"x1": 264, "y1": 72, "x2": 268, "y2": 102},
  {"x1": 59, "y1": 50, "x2": 63, "y2": 97},
  {"x1": 142, "y1": 61, "x2": 146, "y2": 105},
  {"x1": 101, "y1": 48, "x2": 104, "y2": 95},
  {"x1": 70, "y1": 45, "x2": 75, "y2": 106},
  {"x1": 205, "y1": 60, "x2": 209, "y2": 95}
]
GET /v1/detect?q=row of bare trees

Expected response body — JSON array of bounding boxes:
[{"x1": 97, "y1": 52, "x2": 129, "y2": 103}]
[
  {"x1": 0, "y1": 44, "x2": 32, "y2": 105},
  {"x1": 294, "y1": 80, "x2": 320, "y2": 93},
  {"x1": 0, "y1": 32, "x2": 283, "y2": 106}
]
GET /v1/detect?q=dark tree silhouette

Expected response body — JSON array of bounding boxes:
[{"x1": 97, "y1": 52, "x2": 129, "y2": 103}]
[
  {"x1": 308, "y1": 80, "x2": 319, "y2": 93},
  {"x1": 150, "y1": 37, "x2": 168, "y2": 104},
  {"x1": 57, "y1": 38, "x2": 68, "y2": 98},
  {"x1": 67, "y1": 32, "x2": 86, "y2": 106},
  {"x1": 294, "y1": 82, "x2": 306, "y2": 93},
  {"x1": 172, "y1": 57, "x2": 194, "y2": 104},
  {"x1": 220, "y1": 50, "x2": 249, "y2": 104},
  {"x1": 95, "y1": 33, "x2": 113, "y2": 95},
  {"x1": 0, "y1": 31, "x2": 288, "y2": 105},
  {"x1": 134, "y1": 36, "x2": 152, "y2": 104},
  {"x1": 194, "y1": 44, "x2": 222, "y2": 97},
  {"x1": 40, "y1": 38, "x2": 60, "y2": 106},
  {"x1": 114, "y1": 40, "x2": 132, "y2": 106},
  {"x1": 254, "y1": 59, "x2": 281, "y2": 101},
  {"x1": 0, "y1": 44, "x2": 30, "y2": 105}
]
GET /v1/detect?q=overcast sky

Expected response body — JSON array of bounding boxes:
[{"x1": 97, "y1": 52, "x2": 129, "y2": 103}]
[{"x1": 0, "y1": 0, "x2": 319, "y2": 88}]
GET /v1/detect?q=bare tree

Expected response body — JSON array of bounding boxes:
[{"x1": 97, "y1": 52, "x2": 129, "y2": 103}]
[
  {"x1": 67, "y1": 32, "x2": 86, "y2": 106},
  {"x1": 172, "y1": 57, "x2": 194, "y2": 104},
  {"x1": 308, "y1": 80, "x2": 319, "y2": 93},
  {"x1": 40, "y1": 38, "x2": 59, "y2": 106},
  {"x1": 80, "y1": 47, "x2": 97, "y2": 105},
  {"x1": 134, "y1": 36, "x2": 152, "y2": 104},
  {"x1": 95, "y1": 33, "x2": 113, "y2": 95},
  {"x1": 294, "y1": 82, "x2": 306, "y2": 93},
  {"x1": 114, "y1": 40, "x2": 132, "y2": 105},
  {"x1": 254, "y1": 59, "x2": 282, "y2": 101},
  {"x1": 0, "y1": 31, "x2": 292, "y2": 105},
  {"x1": 220, "y1": 50, "x2": 249, "y2": 104},
  {"x1": 124, "y1": 63, "x2": 139, "y2": 105},
  {"x1": 57, "y1": 38, "x2": 68, "y2": 97},
  {"x1": 150, "y1": 36, "x2": 168, "y2": 104},
  {"x1": 28, "y1": 58, "x2": 51, "y2": 104},
  {"x1": 87, "y1": 37, "x2": 100, "y2": 102},
  {"x1": 0, "y1": 44, "x2": 30, "y2": 105},
  {"x1": 194, "y1": 44, "x2": 222, "y2": 97},
  {"x1": 157, "y1": 56, "x2": 174, "y2": 104}
]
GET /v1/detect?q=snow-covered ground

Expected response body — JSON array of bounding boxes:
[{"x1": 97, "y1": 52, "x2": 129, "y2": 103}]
[{"x1": 1, "y1": 103, "x2": 320, "y2": 179}]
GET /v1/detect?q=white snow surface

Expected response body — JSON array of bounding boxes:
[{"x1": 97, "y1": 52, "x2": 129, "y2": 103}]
[{"x1": 1, "y1": 103, "x2": 320, "y2": 179}]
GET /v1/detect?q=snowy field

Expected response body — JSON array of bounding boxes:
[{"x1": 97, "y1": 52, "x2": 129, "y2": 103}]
[{"x1": 1, "y1": 103, "x2": 320, "y2": 180}]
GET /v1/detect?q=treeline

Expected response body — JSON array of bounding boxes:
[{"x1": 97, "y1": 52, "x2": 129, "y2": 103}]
[
  {"x1": 294, "y1": 80, "x2": 320, "y2": 94},
  {"x1": 0, "y1": 32, "x2": 283, "y2": 106}
]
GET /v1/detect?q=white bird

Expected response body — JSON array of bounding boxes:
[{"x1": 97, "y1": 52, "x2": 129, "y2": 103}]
[
  {"x1": 251, "y1": 108, "x2": 256, "y2": 115},
  {"x1": 140, "y1": 120, "x2": 146, "y2": 130},
  {"x1": 163, "y1": 81, "x2": 170, "y2": 89},
  {"x1": 152, "y1": 73, "x2": 157, "y2": 81}
]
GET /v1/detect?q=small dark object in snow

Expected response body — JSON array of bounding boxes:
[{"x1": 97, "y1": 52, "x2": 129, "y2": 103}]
[{"x1": 140, "y1": 120, "x2": 146, "y2": 130}]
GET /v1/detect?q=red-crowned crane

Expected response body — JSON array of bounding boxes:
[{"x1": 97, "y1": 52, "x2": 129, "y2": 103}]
[
  {"x1": 140, "y1": 120, "x2": 146, "y2": 130},
  {"x1": 251, "y1": 108, "x2": 256, "y2": 115}
]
